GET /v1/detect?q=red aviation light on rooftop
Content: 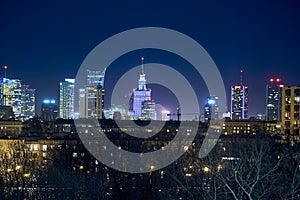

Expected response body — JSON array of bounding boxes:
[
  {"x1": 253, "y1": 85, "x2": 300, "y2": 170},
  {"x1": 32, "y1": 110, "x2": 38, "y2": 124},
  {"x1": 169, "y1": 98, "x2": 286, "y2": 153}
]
[
  {"x1": 276, "y1": 78, "x2": 281, "y2": 82},
  {"x1": 3, "y1": 65, "x2": 8, "y2": 70},
  {"x1": 270, "y1": 78, "x2": 274, "y2": 82}
]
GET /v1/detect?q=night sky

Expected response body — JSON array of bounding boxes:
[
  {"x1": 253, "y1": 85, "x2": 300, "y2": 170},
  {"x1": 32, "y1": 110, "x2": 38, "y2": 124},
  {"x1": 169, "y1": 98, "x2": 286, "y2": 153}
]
[{"x1": 0, "y1": 1, "x2": 300, "y2": 116}]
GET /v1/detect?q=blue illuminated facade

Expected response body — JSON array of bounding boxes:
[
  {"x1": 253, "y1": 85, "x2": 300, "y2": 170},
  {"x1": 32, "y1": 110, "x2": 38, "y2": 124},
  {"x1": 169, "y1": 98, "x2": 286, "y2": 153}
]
[
  {"x1": 129, "y1": 60, "x2": 155, "y2": 119},
  {"x1": 204, "y1": 96, "x2": 219, "y2": 122}
]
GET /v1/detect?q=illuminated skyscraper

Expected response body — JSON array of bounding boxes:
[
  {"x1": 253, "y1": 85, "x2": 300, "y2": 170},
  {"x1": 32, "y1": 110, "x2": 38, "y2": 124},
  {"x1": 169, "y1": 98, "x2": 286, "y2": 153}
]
[
  {"x1": 129, "y1": 57, "x2": 154, "y2": 119},
  {"x1": 79, "y1": 86, "x2": 104, "y2": 119},
  {"x1": 266, "y1": 78, "x2": 284, "y2": 121},
  {"x1": 21, "y1": 85, "x2": 35, "y2": 119},
  {"x1": 230, "y1": 70, "x2": 248, "y2": 120},
  {"x1": 79, "y1": 69, "x2": 105, "y2": 119},
  {"x1": 59, "y1": 78, "x2": 75, "y2": 119},
  {"x1": 0, "y1": 78, "x2": 22, "y2": 117},
  {"x1": 204, "y1": 96, "x2": 219, "y2": 122},
  {"x1": 87, "y1": 69, "x2": 105, "y2": 88}
]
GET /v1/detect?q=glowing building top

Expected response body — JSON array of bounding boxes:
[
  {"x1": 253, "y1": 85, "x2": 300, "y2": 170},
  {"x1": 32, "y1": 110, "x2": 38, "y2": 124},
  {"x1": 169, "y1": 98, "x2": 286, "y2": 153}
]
[{"x1": 230, "y1": 69, "x2": 248, "y2": 120}]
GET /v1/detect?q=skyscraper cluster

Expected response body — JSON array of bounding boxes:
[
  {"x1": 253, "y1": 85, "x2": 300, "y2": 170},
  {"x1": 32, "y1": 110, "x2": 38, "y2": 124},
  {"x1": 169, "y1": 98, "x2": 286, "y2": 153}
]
[
  {"x1": 59, "y1": 69, "x2": 105, "y2": 120},
  {"x1": 0, "y1": 77, "x2": 35, "y2": 120}
]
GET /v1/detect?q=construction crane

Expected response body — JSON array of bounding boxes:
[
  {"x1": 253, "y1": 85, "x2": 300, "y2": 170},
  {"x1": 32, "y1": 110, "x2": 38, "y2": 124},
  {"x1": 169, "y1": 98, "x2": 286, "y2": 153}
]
[{"x1": 167, "y1": 108, "x2": 199, "y2": 121}]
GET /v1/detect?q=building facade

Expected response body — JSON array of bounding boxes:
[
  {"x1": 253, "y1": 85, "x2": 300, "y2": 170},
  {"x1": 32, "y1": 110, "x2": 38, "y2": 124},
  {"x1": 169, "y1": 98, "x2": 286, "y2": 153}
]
[
  {"x1": 0, "y1": 78, "x2": 22, "y2": 117},
  {"x1": 204, "y1": 96, "x2": 219, "y2": 122},
  {"x1": 222, "y1": 120, "x2": 279, "y2": 136},
  {"x1": 0, "y1": 78, "x2": 35, "y2": 120},
  {"x1": 141, "y1": 99, "x2": 157, "y2": 120},
  {"x1": 59, "y1": 78, "x2": 75, "y2": 119},
  {"x1": 266, "y1": 78, "x2": 284, "y2": 121},
  {"x1": 230, "y1": 85, "x2": 248, "y2": 120},
  {"x1": 78, "y1": 70, "x2": 105, "y2": 119},
  {"x1": 21, "y1": 85, "x2": 35, "y2": 120},
  {"x1": 87, "y1": 69, "x2": 105, "y2": 87},
  {"x1": 282, "y1": 86, "x2": 300, "y2": 145},
  {"x1": 79, "y1": 86, "x2": 104, "y2": 119}
]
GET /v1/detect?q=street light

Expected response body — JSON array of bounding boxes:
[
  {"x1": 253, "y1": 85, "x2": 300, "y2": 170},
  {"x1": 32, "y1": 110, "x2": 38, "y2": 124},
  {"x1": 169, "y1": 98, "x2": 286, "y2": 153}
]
[{"x1": 203, "y1": 166, "x2": 210, "y2": 173}]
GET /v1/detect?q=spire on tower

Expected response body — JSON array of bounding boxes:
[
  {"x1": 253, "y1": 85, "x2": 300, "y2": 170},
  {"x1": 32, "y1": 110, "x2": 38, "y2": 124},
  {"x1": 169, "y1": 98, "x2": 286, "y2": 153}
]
[
  {"x1": 138, "y1": 57, "x2": 147, "y2": 90},
  {"x1": 141, "y1": 56, "x2": 144, "y2": 74},
  {"x1": 240, "y1": 69, "x2": 244, "y2": 85}
]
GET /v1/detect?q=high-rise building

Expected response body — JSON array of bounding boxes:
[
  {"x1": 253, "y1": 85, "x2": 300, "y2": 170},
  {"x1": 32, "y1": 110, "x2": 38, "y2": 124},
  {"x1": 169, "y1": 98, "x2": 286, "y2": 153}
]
[
  {"x1": 79, "y1": 86, "x2": 104, "y2": 119},
  {"x1": 41, "y1": 99, "x2": 58, "y2": 121},
  {"x1": 230, "y1": 70, "x2": 248, "y2": 120},
  {"x1": 204, "y1": 96, "x2": 219, "y2": 122},
  {"x1": 129, "y1": 57, "x2": 153, "y2": 119},
  {"x1": 282, "y1": 86, "x2": 300, "y2": 145},
  {"x1": 79, "y1": 69, "x2": 105, "y2": 119},
  {"x1": 266, "y1": 78, "x2": 284, "y2": 121},
  {"x1": 21, "y1": 85, "x2": 35, "y2": 120},
  {"x1": 59, "y1": 78, "x2": 75, "y2": 119},
  {"x1": 87, "y1": 69, "x2": 105, "y2": 88},
  {"x1": 0, "y1": 78, "x2": 22, "y2": 117},
  {"x1": 0, "y1": 78, "x2": 35, "y2": 120},
  {"x1": 141, "y1": 99, "x2": 157, "y2": 120},
  {"x1": 99, "y1": 69, "x2": 106, "y2": 88}
]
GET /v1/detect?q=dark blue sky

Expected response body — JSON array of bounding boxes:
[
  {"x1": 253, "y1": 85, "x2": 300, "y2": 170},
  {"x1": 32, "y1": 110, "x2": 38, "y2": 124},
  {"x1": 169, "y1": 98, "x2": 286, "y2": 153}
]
[{"x1": 0, "y1": 0, "x2": 300, "y2": 116}]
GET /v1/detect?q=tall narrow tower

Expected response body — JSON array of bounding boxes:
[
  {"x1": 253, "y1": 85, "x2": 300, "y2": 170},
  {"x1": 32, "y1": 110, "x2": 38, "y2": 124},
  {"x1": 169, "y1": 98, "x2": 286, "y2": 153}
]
[
  {"x1": 230, "y1": 70, "x2": 249, "y2": 120},
  {"x1": 129, "y1": 57, "x2": 153, "y2": 119},
  {"x1": 59, "y1": 78, "x2": 75, "y2": 119},
  {"x1": 266, "y1": 78, "x2": 284, "y2": 121},
  {"x1": 138, "y1": 57, "x2": 147, "y2": 90}
]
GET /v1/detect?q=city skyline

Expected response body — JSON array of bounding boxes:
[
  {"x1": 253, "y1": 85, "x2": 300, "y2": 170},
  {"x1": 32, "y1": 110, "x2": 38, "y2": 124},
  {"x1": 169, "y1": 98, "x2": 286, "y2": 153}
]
[
  {"x1": 2, "y1": 64, "x2": 299, "y2": 120},
  {"x1": 1, "y1": 1, "x2": 300, "y2": 117},
  {"x1": 1, "y1": 2, "x2": 300, "y2": 199}
]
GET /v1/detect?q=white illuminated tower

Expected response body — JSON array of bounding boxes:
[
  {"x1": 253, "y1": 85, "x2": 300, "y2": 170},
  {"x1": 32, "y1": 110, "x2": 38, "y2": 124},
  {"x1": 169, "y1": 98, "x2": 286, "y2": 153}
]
[
  {"x1": 230, "y1": 70, "x2": 248, "y2": 120},
  {"x1": 129, "y1": 57, "x2": 155, "y2": 119}
]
